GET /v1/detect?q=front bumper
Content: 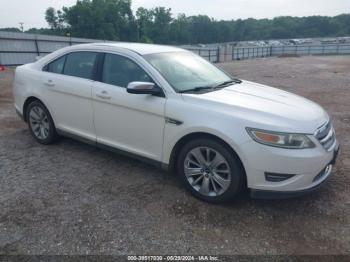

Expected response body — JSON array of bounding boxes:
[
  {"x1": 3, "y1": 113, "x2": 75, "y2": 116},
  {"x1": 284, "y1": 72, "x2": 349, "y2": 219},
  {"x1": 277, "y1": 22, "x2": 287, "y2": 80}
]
[
  {"x1": 15, "y1": 107, "x2": 24, "y2": 121},
  {"x1": 250, "y1": 145, "x2": 339, "y2": 199}
]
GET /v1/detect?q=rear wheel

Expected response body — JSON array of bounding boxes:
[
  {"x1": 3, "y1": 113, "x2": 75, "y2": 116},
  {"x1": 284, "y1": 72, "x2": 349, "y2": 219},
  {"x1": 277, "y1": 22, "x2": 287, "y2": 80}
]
[
  {"x1": 177, "y1": 138, "x2": 245, "y2": 203},
  {"x1": 26, "y1": 100, "x2": 58, "y2": 144}
]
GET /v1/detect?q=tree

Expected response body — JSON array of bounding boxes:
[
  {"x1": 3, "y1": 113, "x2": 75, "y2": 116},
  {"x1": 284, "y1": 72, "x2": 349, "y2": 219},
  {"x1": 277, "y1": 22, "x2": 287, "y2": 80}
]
[
  {"x1": 151, "y1": 7, "x2": 173, "y2": 44},
  {"x1": 136, "y1": 7, "x2": 154, "y2": 42},
  {"x1": 45, "y1": 7, "x2": 65, "y2": 30},
  {"x1": 0, "y1": 27, "x2": 22, "y2": 32},
  {"x1": 169, "y1": 14, "x2": 191, "y2": 44},
  {"x1": 40, "y1": 1, "x2": 350, "y2": 44},
  {"x1": 45, "y1": 7, "x2": 58, "y2": 29},
  {"x1": 62, "y1": 0, "x2": 137, "y2": 41},
  {"x1": 187, "y1": 15, "x2": 215, "y2": 43}
]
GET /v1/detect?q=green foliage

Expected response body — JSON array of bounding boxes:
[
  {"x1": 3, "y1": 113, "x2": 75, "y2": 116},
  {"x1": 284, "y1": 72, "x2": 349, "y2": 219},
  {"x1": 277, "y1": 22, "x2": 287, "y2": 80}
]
[
  {"x1": 152, "y1": 7, "x2": 173, "y2": 43},
  {"x1": 3, "y1": 0, "x2": 349, "y2": 44},
  {"x1": 61, "y1": 0, "x2": 137, "y2": 41},
  {"x1": 136, "y1": 7, "x2": 154, "y2": 42},
  {"x1": 0, "y1": 27, "x2": 22, "y2": 32},
  {"x1": 25, "y1": 28, "x2": 69, "y2": 36},
  {"x1": 45, "y1": 7, "x2": 65, "y2": 30}
]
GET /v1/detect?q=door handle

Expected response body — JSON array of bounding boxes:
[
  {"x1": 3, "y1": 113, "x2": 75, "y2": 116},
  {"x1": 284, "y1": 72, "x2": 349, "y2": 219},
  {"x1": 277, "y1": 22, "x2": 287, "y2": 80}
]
[
  {"x1": 96, "y1": 90, "x2": 111, "y2": 99},
  {"x1": 44, "y1": 79, "x2": 55, "y2": 87}
]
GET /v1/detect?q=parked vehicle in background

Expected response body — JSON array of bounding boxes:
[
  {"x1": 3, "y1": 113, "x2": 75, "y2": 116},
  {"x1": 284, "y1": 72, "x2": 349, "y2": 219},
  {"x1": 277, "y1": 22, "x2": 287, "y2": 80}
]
[
  {"x1": 268, "y1": 40, "x2": 283, "y2": 46},
  {"x1": 0, "y1": 64, "x2": 5, "y2": 78},
  {"x1": 13, "y1": 43, "x2": 339, "y2": 203},
  {"x1": 321, "y1": 38, "x2": 338, "y2": 44}
]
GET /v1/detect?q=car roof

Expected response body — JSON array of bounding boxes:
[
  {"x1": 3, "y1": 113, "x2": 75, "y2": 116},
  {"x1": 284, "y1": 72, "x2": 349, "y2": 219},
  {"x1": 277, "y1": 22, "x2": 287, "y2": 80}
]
[
  {"x1": 89, "y1": 42, "x2": 186, "y2": 55},
  {"x1": 32, "y1": 42, "x2": 189, "y2": 69}
]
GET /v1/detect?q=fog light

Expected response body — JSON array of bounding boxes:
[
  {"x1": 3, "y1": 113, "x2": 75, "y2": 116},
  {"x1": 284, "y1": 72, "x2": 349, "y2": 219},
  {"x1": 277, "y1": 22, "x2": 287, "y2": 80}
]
[
  {"x1": 313, "y1": 164, "x2": 332, "y2": 182},
  {"x1": 265, "y1": 172, "x2": 296, "y2": 182}
]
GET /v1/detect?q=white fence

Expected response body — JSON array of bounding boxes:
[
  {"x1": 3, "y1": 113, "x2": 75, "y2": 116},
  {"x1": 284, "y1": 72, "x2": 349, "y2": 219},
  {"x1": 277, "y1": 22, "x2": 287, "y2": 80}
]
[
  {"x1": 0, "y1": 31, "x2": 219, "y2": 65},
  {"x1": 0, "y1": 31, "x2": 103, "y2": 65},
  {"x1": 1, "y1": 31, "x2": 350, "y2": 65}
]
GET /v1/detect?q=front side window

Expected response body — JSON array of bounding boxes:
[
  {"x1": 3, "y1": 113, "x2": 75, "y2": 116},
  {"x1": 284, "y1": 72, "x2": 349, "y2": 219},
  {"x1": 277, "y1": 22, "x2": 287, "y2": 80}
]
[
  {"x1": 63, "y1": 52, "x2": 98, "y2": 80},
  {"x1": 145, "y1": 52, "x2": 233, "y2": 92},
  {"x1": 102, "y1": 53, "x2": 152, "y2": 87},
  {"x1": 45, "y1": 55, "x2": 66, "y2": 74}
]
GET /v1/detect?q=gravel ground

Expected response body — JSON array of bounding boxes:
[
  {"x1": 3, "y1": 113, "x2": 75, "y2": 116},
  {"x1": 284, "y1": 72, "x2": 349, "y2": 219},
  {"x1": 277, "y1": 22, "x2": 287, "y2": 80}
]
[{"x1": 0, "y1": 56, "x2": 349, "y2": 256}]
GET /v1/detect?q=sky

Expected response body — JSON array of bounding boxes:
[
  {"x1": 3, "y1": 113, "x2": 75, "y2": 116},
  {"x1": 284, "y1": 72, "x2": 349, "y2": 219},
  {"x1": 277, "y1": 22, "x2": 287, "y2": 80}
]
[{"x1": 0, "y1": 0, "x2": 349, "y2": 29}]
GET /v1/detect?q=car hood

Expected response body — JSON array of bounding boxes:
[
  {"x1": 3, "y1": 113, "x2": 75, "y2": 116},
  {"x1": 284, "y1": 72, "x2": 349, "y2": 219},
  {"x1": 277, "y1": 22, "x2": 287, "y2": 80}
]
[{"x1": 181, "y1": 80, "x2": 329, "y2": 133}]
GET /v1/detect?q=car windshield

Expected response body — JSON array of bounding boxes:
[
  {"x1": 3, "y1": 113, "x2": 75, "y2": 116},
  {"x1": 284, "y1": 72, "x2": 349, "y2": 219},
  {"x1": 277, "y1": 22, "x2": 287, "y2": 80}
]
[{"x1": 144, "y1": 52, "x2": 236, "y2": 93}]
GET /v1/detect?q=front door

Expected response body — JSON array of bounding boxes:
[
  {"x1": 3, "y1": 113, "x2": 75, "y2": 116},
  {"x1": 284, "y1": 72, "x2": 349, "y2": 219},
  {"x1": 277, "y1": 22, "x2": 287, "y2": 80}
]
[{"x1": 92, "y1": 53, "x2": 166, "y2": 161}]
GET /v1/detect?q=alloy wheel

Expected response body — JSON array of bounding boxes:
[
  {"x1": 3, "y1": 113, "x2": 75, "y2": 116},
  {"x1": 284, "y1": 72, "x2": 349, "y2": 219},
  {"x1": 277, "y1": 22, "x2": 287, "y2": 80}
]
[
  {"x1": 29, "y1": 106, "x2": 50, "y2": 140},
  {"x1": 184, "y1": 147, "x2": 231, "y2": 197}
]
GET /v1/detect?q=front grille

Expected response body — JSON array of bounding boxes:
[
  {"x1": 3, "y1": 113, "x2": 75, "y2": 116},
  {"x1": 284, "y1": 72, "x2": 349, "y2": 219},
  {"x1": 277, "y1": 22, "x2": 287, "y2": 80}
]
[{"x1": 315, "y1": 121, "x2": 336, "y2": 151}]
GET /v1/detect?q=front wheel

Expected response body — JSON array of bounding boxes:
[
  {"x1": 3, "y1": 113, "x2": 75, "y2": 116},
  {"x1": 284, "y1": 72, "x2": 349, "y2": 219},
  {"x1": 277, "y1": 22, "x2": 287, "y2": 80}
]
[
  {"x1": 177, "y1": 138, "x2": 245, "y2": 203},
  {"x1": 26, "y1": 100, "x2": 58, "y2": 145}
]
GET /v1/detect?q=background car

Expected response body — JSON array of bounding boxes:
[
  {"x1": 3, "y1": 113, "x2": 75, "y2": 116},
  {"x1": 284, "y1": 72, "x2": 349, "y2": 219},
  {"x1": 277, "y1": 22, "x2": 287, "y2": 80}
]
[{"x1": 0, "y1": 64, "x2": 5, "y2": 78}]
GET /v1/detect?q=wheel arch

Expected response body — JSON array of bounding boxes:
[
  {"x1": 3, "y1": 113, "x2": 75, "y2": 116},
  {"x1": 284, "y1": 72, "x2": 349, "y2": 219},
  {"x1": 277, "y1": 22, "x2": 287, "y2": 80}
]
[
  {"x1": 23, "y1": 96, "x2": 45, "y2": 122},
  {"x1": 168, "y1": 132, "x2": 247, "y2": 184}
]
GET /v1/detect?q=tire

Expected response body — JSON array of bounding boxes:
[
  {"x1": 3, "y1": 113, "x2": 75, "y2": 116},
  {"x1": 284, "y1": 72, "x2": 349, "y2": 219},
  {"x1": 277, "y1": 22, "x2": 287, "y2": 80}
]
[
  {"x1": 177, "y1": 138, "x2": 245, "y2": 203},
  {"x1": 26, "y1": 100, "x2": 58, "y2": 145}
]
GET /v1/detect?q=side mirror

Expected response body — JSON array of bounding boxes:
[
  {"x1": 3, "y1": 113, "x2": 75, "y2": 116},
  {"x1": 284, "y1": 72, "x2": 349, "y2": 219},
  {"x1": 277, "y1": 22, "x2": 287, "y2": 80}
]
[{"x1": 126, "y1": 82, "x2": 163, "y2": 96}]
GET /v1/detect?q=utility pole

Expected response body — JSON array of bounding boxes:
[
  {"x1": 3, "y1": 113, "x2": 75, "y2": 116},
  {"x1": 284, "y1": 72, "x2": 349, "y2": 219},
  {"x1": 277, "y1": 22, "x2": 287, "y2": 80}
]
[
  {"x1": 66, "y1": 32, "x2": 72, "y2": 45},
  {"x1": 19, "y1": 22, "x2": 24, "y2": 32}
]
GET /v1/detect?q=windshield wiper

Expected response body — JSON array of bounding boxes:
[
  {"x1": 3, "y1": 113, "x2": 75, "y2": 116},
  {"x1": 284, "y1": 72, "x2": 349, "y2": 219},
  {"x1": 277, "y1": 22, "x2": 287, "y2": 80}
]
[
  {"x1": 214, "y1": 79, "x2": 242, "y2": 89},
  {"x1": 178, "y1": 86, "x2": 214, "y2": 93},
  {"x1": 178, "y1": 79, "x2": 242, "y2": 93}
]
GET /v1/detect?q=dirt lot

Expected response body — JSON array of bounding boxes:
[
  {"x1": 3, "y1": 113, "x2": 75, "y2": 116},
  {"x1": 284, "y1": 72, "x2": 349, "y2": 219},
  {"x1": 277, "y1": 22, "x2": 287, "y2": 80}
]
[{"x1": 0, "y1": 56, "x2": 349, "y2": 256}]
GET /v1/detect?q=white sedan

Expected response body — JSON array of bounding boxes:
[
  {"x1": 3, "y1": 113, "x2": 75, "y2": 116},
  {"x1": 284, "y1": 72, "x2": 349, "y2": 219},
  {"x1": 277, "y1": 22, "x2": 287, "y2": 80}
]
[{"x1": 13, "y1": 43, "x2": 339, "y2": 203}]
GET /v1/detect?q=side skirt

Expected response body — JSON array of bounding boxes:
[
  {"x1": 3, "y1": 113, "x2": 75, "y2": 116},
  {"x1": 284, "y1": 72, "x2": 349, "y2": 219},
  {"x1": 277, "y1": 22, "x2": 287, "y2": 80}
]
[
  {"x1": 56, "y1": 129, "x2": 96, "y2": 146},
  {"x1": 56, "y1": 129, "x2": 169, "y2": 171}
]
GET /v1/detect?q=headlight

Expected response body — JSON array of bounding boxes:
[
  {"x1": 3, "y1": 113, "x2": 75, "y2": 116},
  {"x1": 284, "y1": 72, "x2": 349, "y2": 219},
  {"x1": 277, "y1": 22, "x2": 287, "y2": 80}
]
[{"x1": 246, "y1": 128, "x2": 315, "y2": 149}]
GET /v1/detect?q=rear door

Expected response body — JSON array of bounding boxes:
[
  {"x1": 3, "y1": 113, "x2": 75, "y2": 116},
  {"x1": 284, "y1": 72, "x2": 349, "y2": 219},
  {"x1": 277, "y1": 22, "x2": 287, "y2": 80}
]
[
  {"x1": 92, "y1": 53, "x2": 166, "y2": 161},
  {"x1": 42, "y1": 51, "x2": 98, "y2": 141}
]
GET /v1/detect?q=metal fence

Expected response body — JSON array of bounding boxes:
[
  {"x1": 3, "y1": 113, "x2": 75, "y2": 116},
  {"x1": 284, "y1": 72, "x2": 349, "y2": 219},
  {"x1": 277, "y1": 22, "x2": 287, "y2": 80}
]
[
  {"x1": 0, "y1": 32, "x2": 219, "y2": 66},
  {"x1": 1, "y1": 31, "x2": 350, "y2": 65},
  {"x1": 0, "y1": 31, "x2": 103, "y2": 66},
  {"x1": 185, "y1": 48, "x2": 220, "y2": 63},
  {"x1": 232, "y1": 46, "x2": 271, "y2": 60},
  {"x1": 232, "y1": 44, "x2": 350, "y2": 60}
]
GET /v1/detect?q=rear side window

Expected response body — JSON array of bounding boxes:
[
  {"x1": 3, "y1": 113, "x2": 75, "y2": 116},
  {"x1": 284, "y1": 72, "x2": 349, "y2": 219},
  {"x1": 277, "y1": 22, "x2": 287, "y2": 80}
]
[
  {"x1": 63, "y1": 52, "x2": 98, "y2": 80},
  {"x1": 46, "y1": 55, "x2": 66, "y2": 74},
  {"x1": 102, "y1": 53, "x2": 152, "y2": 87}
]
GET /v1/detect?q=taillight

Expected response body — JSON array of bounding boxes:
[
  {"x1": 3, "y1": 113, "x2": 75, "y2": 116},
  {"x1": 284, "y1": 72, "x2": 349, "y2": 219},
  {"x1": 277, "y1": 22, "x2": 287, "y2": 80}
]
[{"x1": 0, "y1": 65, "x2": 5, "y2": 72}]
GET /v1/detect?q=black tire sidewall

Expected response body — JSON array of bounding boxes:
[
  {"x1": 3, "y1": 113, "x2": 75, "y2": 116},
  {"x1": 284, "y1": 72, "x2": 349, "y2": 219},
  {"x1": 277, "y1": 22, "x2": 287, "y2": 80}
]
[
  {"x1": 26, "y1": 101, "x2": 58, "y2": 145},
  {"x1": 177, "y1": 138, "x2": 245, "y2": 203}
]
